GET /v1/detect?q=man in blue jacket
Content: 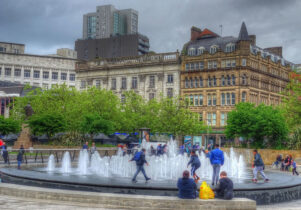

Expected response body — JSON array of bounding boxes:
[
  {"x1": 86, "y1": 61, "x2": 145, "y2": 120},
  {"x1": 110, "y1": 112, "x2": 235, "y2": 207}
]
[
  {"x1": 130, "y1": 148, "x2": 151, "y2": 183},
  {"x1": 177, "y1": 170, "x2": 197, "y2": 199},
  {"x1": 209, "y1": 144, "x2": 224, "y2": 186}
]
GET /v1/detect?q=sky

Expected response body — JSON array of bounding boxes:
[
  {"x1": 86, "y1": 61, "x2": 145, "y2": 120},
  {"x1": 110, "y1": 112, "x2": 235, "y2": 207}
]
[{"x1": 0, "y1": 0, "x2": 300, "y2": 63}]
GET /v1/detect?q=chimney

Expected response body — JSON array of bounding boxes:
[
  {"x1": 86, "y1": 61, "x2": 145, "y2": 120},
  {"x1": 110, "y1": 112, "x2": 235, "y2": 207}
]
[
  {"x1": 190, "y1": 26, "x2": 202, "y2": 41},
  {"x1": 248, "y1": 35, "x2": 256, "y2": 46},
  {"x1": 264, "y1": 47, "x2": 283, "y2": 57}
]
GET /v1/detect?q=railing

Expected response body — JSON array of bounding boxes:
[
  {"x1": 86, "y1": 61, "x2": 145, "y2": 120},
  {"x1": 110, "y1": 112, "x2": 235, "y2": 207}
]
[{"x1": 0, "y1": 148, "x2": 119, "y2": 165}]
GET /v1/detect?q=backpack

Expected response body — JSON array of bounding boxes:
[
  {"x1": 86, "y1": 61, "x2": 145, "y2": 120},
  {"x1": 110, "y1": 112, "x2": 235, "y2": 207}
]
[{"x1": 133, "y1": 151, "x2": 142, "y2": 161}]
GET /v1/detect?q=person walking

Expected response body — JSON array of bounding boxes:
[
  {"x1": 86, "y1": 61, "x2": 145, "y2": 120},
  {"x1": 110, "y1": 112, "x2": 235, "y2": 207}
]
[
  {"x1": 17, "y1": 150, "x2": 23, "y2": 170},
  {"x1": 177, "y1": 170, "x2": 197, "y2": 199},
  {"x1": 187, "y1": 150, "x2": 201, "y2": 183},
  {"x1": 209, "y1": 144, "x2": 224, "y2": 186},
  {"x1": 215, "y1": 171, "x2": 234, "y2": 200},
  {"x1": 129, "y1": 148, "x2": 151, "y2": 183},
  {"x1": 252, "y1": 149, "x2": 269, "y2": 183},
  {"x1": 292, "y1": 159, "x2": 299, "y2": 176},
  {"x1": 2, "y1": 142, "x2": 8, "y2": 164}
]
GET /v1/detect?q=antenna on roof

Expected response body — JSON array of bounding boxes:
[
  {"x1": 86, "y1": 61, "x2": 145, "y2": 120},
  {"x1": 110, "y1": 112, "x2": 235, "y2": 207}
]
[{"x1": 219, "y1": 25, "x2": 223, "y2": 36}]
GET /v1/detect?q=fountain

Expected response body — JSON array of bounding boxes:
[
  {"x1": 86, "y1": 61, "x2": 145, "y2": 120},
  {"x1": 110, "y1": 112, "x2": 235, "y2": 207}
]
[
  {"x1": 46, "y1": 154, "x2": 55, "y2": 172},
  {"x1": 61, "y1": 152, "x2": 72, "y2": 173}
]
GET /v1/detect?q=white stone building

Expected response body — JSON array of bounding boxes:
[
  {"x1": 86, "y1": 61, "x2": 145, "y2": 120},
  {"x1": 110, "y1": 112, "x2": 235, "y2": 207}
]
[
  {"x1": 0, "y1": 50, "x2": 77, "y2": 89},
  {"x1": 76, "y1": 52, "x2": 181, "y2": 100}
]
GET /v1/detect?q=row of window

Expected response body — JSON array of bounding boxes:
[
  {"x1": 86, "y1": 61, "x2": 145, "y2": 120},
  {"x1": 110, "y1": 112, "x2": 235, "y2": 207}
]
[
  {"x1": 186, "y1": 92, "x2": 247, "y2": 106},
  {"x1": 206, "y1": 112, "x2": 228, "y2": 126},
  {"x1": 0, "y1": 68, "x2": 75, "y2": 81},
  {"x1": 187, "y1": 43, "x2": 236, "y2": 56},
  {"x1": 120, "y1": 88, "x2": 174, "y2": 102},
  {"x1": 184, "y1": 74, "x2": 247, "y2": 88},
  {"x1": 185, "y1": 59, "x2": 246, "y2": 71}
]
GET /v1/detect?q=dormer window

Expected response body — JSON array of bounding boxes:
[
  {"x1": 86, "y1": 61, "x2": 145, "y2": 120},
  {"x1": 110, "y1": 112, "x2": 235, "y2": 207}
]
[
  {"x1": 225, "y1": 43, "x2": 235, "y2": 53},
  {"x1": 197, "y1": 47, "x2": 205, "y2": 55},
  {"x1": 188, "y1": 48, "x2": 195, "y2": 56},
  {"x1": 209, "y1": 45, "x2": 218, "y2": 54}
]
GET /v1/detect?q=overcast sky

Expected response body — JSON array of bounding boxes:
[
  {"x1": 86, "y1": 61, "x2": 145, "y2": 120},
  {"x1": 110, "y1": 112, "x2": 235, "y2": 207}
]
[{"x1": 0, "y1": 0, "x2": 300, "y2": 63}]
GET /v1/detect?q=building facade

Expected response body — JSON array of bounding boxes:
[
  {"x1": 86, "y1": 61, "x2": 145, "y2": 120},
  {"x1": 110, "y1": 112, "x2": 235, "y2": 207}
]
[
  {"x1": 0, "y1": 42, "x2": 25, "y2": 54},
  {"x1": 0, "y1": 44, "x2": 77, "y2": 89},
  {"x1": 181, "y1": 23, "x2": 292, "y2": 145},
  {"x1": 83, "y1": 5, "x2": 138, "y2": 39},
  {"x1": 75, "y1": 33, "x2": 149, "y2": 60},
  {"x1": 75, "y1": 52, "x2": 180, "y2": 100}
]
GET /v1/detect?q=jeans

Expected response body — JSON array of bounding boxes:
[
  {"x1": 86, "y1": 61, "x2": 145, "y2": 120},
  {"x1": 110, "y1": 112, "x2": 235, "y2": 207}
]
[
  {"x1": 18, "y1": 161, "x2": 22, "y2": 169},
  {"x1": 191, "y1": 165, "x2": 200, "y2": 177},
  {"x1": 293, "y1": 167, "x2": 299, "y2": 175},
  {"x1": 132, "y1": 165, "x2": 149, "y2": 181},
  {"x1": 212, "y1": 164, "x2": 221, "y2": 185},
  {"x1": 253, "y1": 166, "x2": 267, "y2": 179}
]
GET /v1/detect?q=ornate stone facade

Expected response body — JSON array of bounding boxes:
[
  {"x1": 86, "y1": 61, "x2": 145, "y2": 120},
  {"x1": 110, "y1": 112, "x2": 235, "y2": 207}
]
[
  {"x1": 181, "y1": 22, "x2": 292, "y2": 144},
  {"x1": 76, "y1": 52, "x2": 181, "y2": 100}
]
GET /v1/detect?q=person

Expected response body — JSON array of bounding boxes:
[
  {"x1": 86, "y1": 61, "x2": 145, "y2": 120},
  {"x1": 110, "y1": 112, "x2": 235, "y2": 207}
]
[
  {"x1": 284, "y1": 155, "x2": 291, "y2": 171},
  {"x1": 156, "y1": 144, "x2": 162, "y2": 156},
  {"x1": 252, "y1": 149, "x2": 269, "y2": 183},
  {"x1": 19, "y1": 145, "x2": 25, "y2": 155},
  {"x1": 179, "y1": 145, "x2": 185, "y2": 155},
  {"x1": 129, "y1": 148, "x2": 151, "y2": 183},
  {"x1": 215, "y1": 171, "x2": 233, "y2": 200},
  {"x1": 273, "y1": 155, "x2": 282, "y2": 168},
  {"x1": 2, "y1": 142, "x2": 8, "y2": 164},
  {"x1": 90, "y1": 142, "x2": 97, "y2": 155},
  {"x1": 17, "y1": 150, "x2": 23, "y2": 170},
  {"x1": 82, "y1": 141, "x2": 89, "y2": 150},
  {"x1": 187, "y1": 150, "x2": 201, "y2": 182},
  {"x1": 292, "y1": 159, "x2": 299, "y2": 176},
  {"x1": 150, "y1": 145, "x2": 156, "y2": 156},
  {"x1": 209, "y1": 144, "x2": 224, "y2": 186},
  {"x1": 177, "y1": 170, "x2": 197, "y2": 199}
]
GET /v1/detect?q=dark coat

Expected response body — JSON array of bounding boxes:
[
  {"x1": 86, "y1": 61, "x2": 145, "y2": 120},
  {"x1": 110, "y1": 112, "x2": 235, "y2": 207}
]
[
  {"x1": 17, "y1": 152, "x2": 23, "y2": 162},
  {"x1": 188, "y1": 155, "x2": 201, "y2": 167},
  {"x1": 254, "y1": 153, "x2": 264, "y2": 166},
  {"x1": 131, "y1": 152, "x2": 148, "y2": 166},
  {"x1": 177, "y1": 178, "x2": 197, "y2": 199},
  {"x1": 215, "y1": 177, "x2": 234, "y2": 200}
]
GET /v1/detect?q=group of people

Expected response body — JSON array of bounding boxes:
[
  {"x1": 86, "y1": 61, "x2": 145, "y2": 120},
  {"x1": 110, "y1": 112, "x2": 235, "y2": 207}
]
[
  {"x1": 1, "y1": 140, "x2": 24, "y2": 169},
  {"x1": 274, "y1": 154, "x2": 299, "y2": 175}
]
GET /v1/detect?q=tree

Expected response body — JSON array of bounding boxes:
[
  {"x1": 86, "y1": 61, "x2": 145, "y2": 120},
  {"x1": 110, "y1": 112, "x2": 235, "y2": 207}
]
[
  {"x1": 0, "y1": 116, "x2": 21, "y2": 136},
  {"x1": 28, "y1": 113, "x2": 66, "y2": 141},
  {"x1": 225, "y1": 102, "x2": 288, "y2": 148},
  {"x1": 80, "y1": 113, "x2": 115, "y2": 140}
]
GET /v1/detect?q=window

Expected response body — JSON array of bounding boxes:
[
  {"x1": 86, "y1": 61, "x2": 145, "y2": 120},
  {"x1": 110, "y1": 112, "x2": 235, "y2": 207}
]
[
  {"x1": 213, "y1": 76, "x2": 217, "y2": 86},
  {"x1": 24, "y1": 70, "x2": 31, "y2": 78},
  {"x1": 132, "y1": 77, "x2": 138, "y2": 89},
  {"x1": 199, "y1": 77, "x2": 203, "y2": 87},
  {"x1": 209, "y1": 46, "x2": 218, "y2": 54},
  {"x1": 221, "y1": 93, "x2": 225, "y2": 106},
  {"x1": 231, "y1": 60, "x2": 236, "y2": 67},
  {"x1": 149, "y1": 93, "x2": 155, "y2": 100},
  {"x1": 194, "y1": 95, "x2": 198, "y2": 106},
  {"x1": 34, "y1": 70, "x2": 40, "y2": 79},
  {"x1": 242, "y1": 92, "x2": 247, "y2": 102},
  {"x1": 190, "y1": 63, "x2": 195, "y2": 71},
  {"x1": 195, "y1": 62, "x2": 199, "y2": 70},
  {"x1": 242, "y1": 74, "x2": 247, "y2": 85},
  {"x1": 226, "y1": 93, "x2": 231, "y2": 105},
  {"x1": 121, "y1": 94, "x2": 126, "y2": 103},
  {"x1": 212, "y1": 113, "x2": 216, "y2": 126},
  {"x1": 42, "y1": 83, "x2": 49, "y2": 90},
  {"x1": 199, "y1": 62, "x2": 204, "y2": 70},
  {"x1": 207, "y1": 76, "x2": 211, "y2": 87},
  {"x1": 232, "y1": 75, "x2": 236, "y2": 85},
  {"x1": 197, "y1": 47, "x2": 205, "y2": 55},
  {"x1": 14, "y1": 69, "x2": 21, "y2": 77},
  {"x1": 221, "y1": 75, "x2": 225, "y2": 86},
  {"x1": 95, "y1": 80, "x2": 101, "y2": 88},
  {"x1": 207, "y1": 113, "x2": 216, "y2": 126},
  {"x1": 207, "y1": 94, "x2": 212, "y2": 106},
  {"x1": 167, "y1": 74, "x2": 173, "y2": 83},
  {"x1": 188, "y1": 48, "x2": 195, "y2": 56},
  {"x1": 242, "y1": 59, "x2": 247, "y2": 66},
  {"x1": 226, "y1": 60, "x2": 231, "y2": 68},
  {"x1": 190, "y1": 78, "x2": 194, "y2": 88},
  {"x1": 227, "y1": 75, "x2": 231, "y2": 86},
  {"x1": 232, "y1": 93, "x2": 236, "y2": 105},
  {"x1": 199, "y1": 113, "x2": 203, "y2": 122},
  {"x1": 225, "y1": 43, "x2": 235, "y2": 53},
  {"x1": 69, "y1": 74, "x2": 75, "y2": 81},
  {"x1": 190, "y1": 95, "x2": 194, "y2": 106},
  {"x1": 149, "y1": 75, "x2": 155, "y2": 88},
  {"x1": 43, "y1": 71, "x2": 49, "y2": 79},
  {"x1": 199, "y1": 94, "x2": 203, "y2": 105},
  {"x1": 111, "y1": 78, "x2": 116, "y2": 90},
  {"x1": 185, "y1": 78, "x2": 189, "y2": 88},
  {"x1": 0, "y1": 47, "x2": 6, "y2": 52},
  {"x1": 121, "y1": 77, "x2": 127, "y2": 89},
  {"x1": 208, "y1": 61, "x2": 217, "y2": 69},
  {"x1": 220, "y1": 112, "x2": 227, "y2": 126},
  {"x1": 80, "y1": 80, "x2": 86, "y2": 89},
  {"x1": 52, "y1": 72, "x2": 58, "y2": 80},
  {"x1": 61, "y1": 73, "x2": 67, "y2": 80},
  {"x1": 212, "y1": 94, "x2": 216, "y2": 106},
  {"x1": 195, "y1": 77, "x2": 198, "y2": 88},
  {"x1": 185, "y1": 63, "x2": 190, "y2": 71},
  {"x1": 167, "y1": 88, "x2": 173, "y2": 98},
  {"x1": 5, "y1": 68, "x2": 11, "y2": 77}
]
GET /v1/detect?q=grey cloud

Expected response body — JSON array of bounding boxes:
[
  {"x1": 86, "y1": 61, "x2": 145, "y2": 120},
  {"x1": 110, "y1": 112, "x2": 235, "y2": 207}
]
[{"x1": 0, "y1": 0, "x2": 300, "y2": 63}]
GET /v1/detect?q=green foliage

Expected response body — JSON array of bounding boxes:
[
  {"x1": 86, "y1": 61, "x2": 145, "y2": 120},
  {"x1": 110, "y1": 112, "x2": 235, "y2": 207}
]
[
  {"x1": 225, "y1": 102, "x2": 288, "y2": 148},
  {"x1": 0, "y1": 116, "x2": 21, "y2": 135},
  {"x1": 28, "y1": 112, "x2": 66, "y2": 140},
  {"x1": 287, "y1": 126, "x2": 301, "y2": 149}
]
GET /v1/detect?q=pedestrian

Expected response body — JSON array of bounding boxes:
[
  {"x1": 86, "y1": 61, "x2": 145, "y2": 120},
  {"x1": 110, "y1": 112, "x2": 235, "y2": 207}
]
[
  {"x1": 82, "y1": 141, "x2": 89, "y2": 150},
  {"x1": 252, "y1": 149, "x2": 269, "y2": 183},
  {"x1": 129, "y1": 148, "x2": 151, "y2": 183},
  {"x1": 156, "y1": 144, "x2": 162, "y2": 156},
  {"x1": 209, "y1": 144, "x2": 224, "y2": 186},
  {"x1": 292, "y1": 159, "x2": 299, "y2": 176},
  {"x1": 17, "y1": 151, "x2": 23, "y2": 170},
  {"x1": 215, "y1": 171, "x2": 234, "y2": 200},
  {"x1": 177, "y1": 170, "x2": 197, "y2": 199},
  {"x1": 2, "y1": 142, "x2": 8, "y2": 164},
  {"x1": 19, "y1": 144, "x2": 25, "y2": 155},
  {"x1": 90, "y1": 142, "x2": 97, "y2": 155},
  {"x1": 150, "y1": 145, "x2": 156, "y2": 156},
  {"x1": 284, "y1": 155, "x2": 291, "y2": 171},
  {"x1": 187, "y1": 150, "x2": 201, "y2": 183}
]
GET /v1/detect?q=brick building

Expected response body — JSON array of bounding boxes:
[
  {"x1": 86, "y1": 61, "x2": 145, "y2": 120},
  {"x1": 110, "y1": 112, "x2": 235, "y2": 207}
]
[{"x1": 181, "y1": 22, "x2": 292, "y2": 145}]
